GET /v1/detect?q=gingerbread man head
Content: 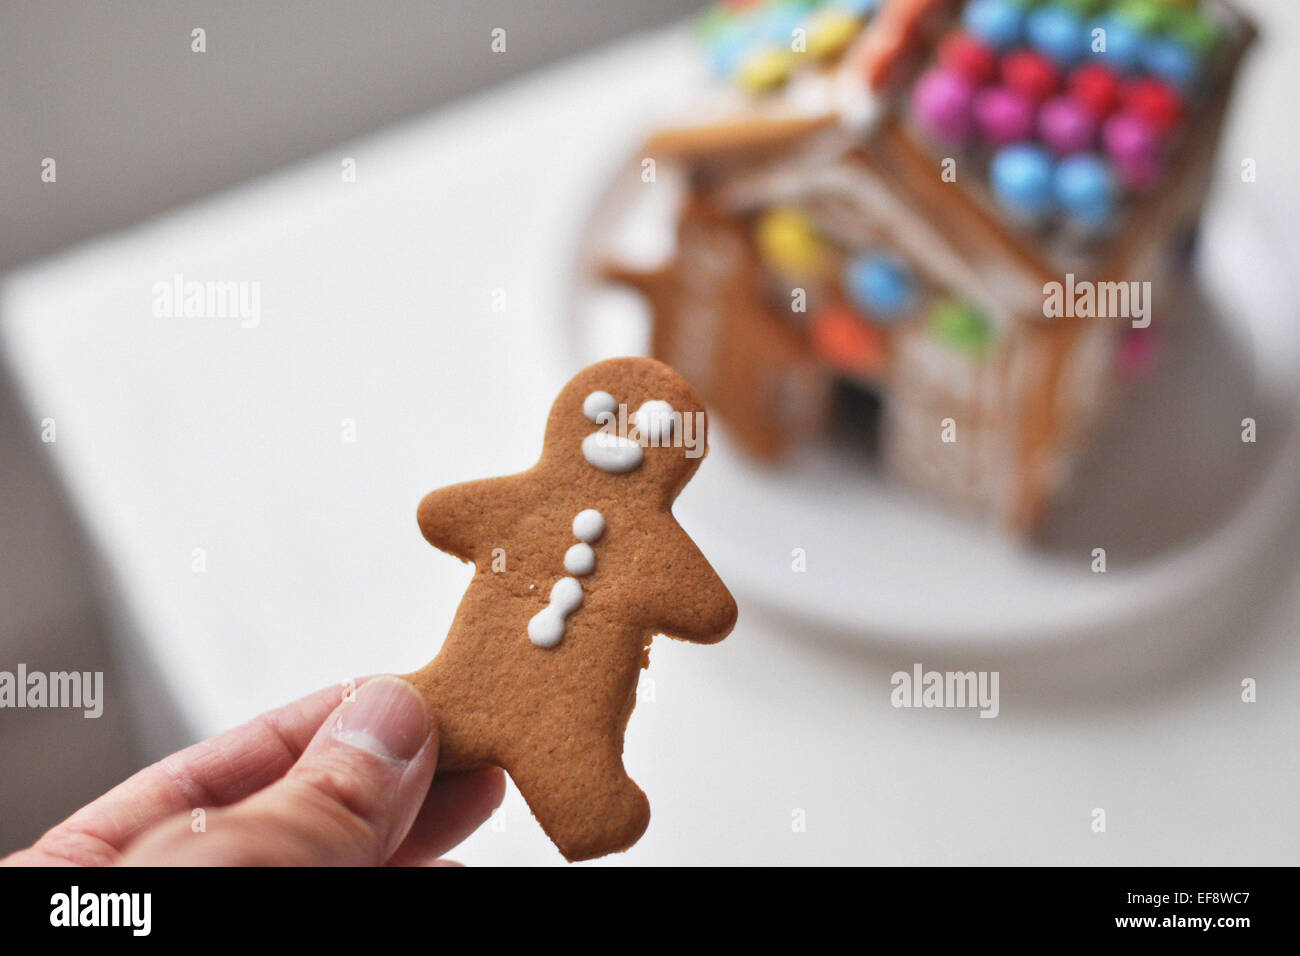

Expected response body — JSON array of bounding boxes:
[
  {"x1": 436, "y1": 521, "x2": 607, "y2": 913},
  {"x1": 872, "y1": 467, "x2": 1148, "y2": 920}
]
[{"x1": 537, "y1": 357, "x2": 709, "y2": 508}]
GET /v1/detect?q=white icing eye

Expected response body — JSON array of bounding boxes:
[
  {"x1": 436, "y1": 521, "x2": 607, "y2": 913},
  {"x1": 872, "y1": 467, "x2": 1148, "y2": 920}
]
[
  {"x1": 572, "y1": 509, "x2": 605, "y2": 542},
  {"x1": 583, "y1": 390, "x2": 617, "y2": 423},
  {"x1": 634, "y1": 400, "x2": 676, "y2": 444}
]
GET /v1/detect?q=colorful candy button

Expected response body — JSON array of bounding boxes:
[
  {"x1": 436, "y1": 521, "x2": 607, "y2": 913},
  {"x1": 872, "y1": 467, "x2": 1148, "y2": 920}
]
[
  {"x1": 704, "y1": 25, "x2": 757, "y2": 77},
  {"x1": 1141, "y1": 35, "x2": 1200, "y2": 90},
  {"x1": 1118, "y1": 327, "x2": 1158, "y2": 378},
  {"x1": 811, "y1": 303, "x2": 889, "y2": 376},
  {"x1": 1040, "y1": 95, "x2": 1098, "y2": 154},
  {"x1": 1103, "y1": 111, "x2": 1163, "y2": 189},
  {"x1": 1002, "y1": 49, "x2": 1062, "y2": 104},
  {"x1": 1054, "y1": 153, "x2": 1116, "y2": 227},
  {"x1": 844, "y1": 252, "x2": 916, "y2": 319},
  {"x1": 737, "y1": 46, "x2": 794, "y2": 93},
  {"x1": 1026, "y1": 5, "x2": 1087, "y2": 64},
  {"x1": 757, "y1": 207, "x2": 828, "y2": 275},
  {"x1": 1114, "y1": 0, "x2": 1167, "y2": 32},
  {"x1": 1087, "y1": 16, "x2": 1145, "y2": 71},
  {"x1": 696, "y1": 6, "x2": 733, "y2": 40},
  {"x1": 1068, "y1": 63, "x2": 1123, "y2": 119},
  {"x1": 1168, "y1": 8, "x2": 1222, "y2": 56},
  {"x1": 938, "y1": 30, "x2": 1001, "y2": 86},
  {"x1": 975, "y1": 85, "x2": 1036, "y2": 146},
  {"x1": 912, "y1": 68, "x2": 977, "y2": 145},
  {"x1": 963, "y1": 0, "x2": 1025, "y2": 51},
  {"x1": 1123, "y1": 77, "x2": 1184, "y2": 137},
  {"x1": 991, "y1": 143, "x2": 1056, "y2": 218},
  {"x1": 807, "y1": 9, "x2": 862, "y2": 59},
  {"x1": 758, "y1": 3, "x2": 811, "y2": 46},
  {"x1": 834, "y1": 0, "x2": 886, "y2": 17},
  {"x1": 929, "y1": 300, "x2": 993, "y2": 354}
]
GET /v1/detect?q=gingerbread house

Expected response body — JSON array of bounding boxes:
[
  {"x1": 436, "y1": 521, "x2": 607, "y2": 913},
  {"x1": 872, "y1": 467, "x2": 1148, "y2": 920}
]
[{"x1": 598, "y1": 0, "x2": 1255, "y2": 531}]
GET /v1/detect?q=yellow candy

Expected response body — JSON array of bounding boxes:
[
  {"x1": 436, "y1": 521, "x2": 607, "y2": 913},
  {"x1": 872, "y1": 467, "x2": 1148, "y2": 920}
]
[
  {"x1": 757, "y1": 207, "x2": 827, "y2": 276},
  {"x1": 807, "y1": 10, "x2": 861, "y2": 61},
  {"x1": 737, "y1": 46, "x2": 793, "y2": 93}
]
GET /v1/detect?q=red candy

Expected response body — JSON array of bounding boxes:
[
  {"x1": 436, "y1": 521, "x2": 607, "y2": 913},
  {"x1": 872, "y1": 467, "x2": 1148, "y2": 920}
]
[
  {"x1": 1069, "y1": 64, "x2": 1123, "y2": 121},
  {"x1": 1001, "y1": 50, "x2": 1061, "y2": 105},
  {"x1": 812, "y1": 303, "x2": 888, "y2": 377},
  {"x1": 939, "y1": 31, "x2": 1000, "y2": 86},
  {"x1": 1123, "y1": 78, "x2": 1185, "y2": 139}
]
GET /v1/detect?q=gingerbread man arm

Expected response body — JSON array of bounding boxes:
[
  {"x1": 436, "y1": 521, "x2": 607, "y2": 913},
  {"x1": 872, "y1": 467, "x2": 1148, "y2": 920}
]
[
  {"x1": 648, "y1": 525, "x2": 738, "y2": 644},
  {"x1": 416, "y1": 475, "x2": 519, "y2": 567}
]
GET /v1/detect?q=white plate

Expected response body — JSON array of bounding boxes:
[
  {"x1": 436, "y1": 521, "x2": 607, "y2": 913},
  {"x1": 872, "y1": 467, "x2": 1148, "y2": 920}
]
[{"x1": 572, "y1": 183, "x2": 1300, "y2": 650}]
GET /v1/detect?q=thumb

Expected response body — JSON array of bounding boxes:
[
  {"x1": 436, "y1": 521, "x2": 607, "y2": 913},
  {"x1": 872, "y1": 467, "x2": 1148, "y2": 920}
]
[{"x1": 124, "y1": 676, "x2": 438, "y2": 866}]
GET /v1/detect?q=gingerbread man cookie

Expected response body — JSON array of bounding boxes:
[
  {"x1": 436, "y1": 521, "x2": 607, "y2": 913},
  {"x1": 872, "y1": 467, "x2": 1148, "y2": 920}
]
[{"x1": 405, "y1": 357, "x2": 738, "y2": 861}]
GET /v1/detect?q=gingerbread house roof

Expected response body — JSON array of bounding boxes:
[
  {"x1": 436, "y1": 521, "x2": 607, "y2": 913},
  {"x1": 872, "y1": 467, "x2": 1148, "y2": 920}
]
[{"x1": 645, "y1": 0, "x2": 1256, "y2": 304}]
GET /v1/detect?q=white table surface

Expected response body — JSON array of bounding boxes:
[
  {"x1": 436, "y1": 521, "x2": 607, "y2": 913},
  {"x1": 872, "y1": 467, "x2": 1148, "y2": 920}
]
[{"x1": 4, "y1": 13, "x2": 1298, "y2": 866}]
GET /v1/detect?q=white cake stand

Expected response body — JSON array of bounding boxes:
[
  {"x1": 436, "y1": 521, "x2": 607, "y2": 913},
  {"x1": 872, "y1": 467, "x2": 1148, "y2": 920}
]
[{"x1": 572, "y1": 183, "x2": 1300, "y2": 652}]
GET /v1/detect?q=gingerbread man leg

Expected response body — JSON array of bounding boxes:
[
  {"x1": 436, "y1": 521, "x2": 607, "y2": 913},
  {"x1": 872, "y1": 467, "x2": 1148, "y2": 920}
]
[{"x1": 503, "y1": 730, "x2": 650, "y2": 863}]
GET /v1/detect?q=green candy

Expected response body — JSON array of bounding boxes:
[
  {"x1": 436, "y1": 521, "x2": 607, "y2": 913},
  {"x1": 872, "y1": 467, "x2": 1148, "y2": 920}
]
[
  {"x1": 1056, "y1": 0, "x2": 1105, "y2": 15},
  {"x1": 1168, "y1": 9, "x2": 1222, "y2": 55},
  {"x1": 929, "y1": 301, "x2": 993, "y2": 354},
  {"x1": 696, "y1": 7, "x2": 733, "y2": 39},
  {"x1": 1113, "y1": 0, "x2": 1167, "y2": 32}
]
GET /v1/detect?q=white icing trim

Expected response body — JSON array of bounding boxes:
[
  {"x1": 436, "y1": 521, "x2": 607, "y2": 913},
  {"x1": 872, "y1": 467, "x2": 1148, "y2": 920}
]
[{"x1": 528, "y1": 576, "x2": 583, "y2": 648}]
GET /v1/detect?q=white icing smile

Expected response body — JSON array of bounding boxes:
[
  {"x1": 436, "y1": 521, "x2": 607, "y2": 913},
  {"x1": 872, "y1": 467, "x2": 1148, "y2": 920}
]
[{"x1": 581, "y1": 432, "x2": 644, "y2": 473}]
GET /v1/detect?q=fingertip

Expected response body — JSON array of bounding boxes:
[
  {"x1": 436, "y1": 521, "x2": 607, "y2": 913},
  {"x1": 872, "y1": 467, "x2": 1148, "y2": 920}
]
[{"x1": 476, "y1": 766, "x2": 508, "y2": 812}]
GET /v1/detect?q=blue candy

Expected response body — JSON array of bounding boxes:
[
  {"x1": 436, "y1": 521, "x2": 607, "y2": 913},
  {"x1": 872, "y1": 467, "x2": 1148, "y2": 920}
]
[
  {"x1": 1086, "y1": 16, "x2": 1144, "y2": 71},
  {"x1": 844, "y1": 253, "x2": 915, "y2": 319},
  {"x1": 963, "y1": 0, "x2": 1023, "y2": 51},
  {"x1": 759, "y1": 4, "x2": 810, "y2": 47},
  {"x1": 706, "y1": 28, "x2": 756, "y2": 77},
  {"x1": 1054, "y1": 154, "x2": 1116, "y2": 228},
  {"x1": 1142, "y1": 36, "x2": 1200, "y2": 90},
  {"x1": 991, "y1": 144, "x2": 1057, "y2": 218},
  {"x1": 1026, "y1": 6, "x2": 1087, "y2": 65},
  {"x1": 834, "y1": 0, "x2": 886, "y2": 17}
]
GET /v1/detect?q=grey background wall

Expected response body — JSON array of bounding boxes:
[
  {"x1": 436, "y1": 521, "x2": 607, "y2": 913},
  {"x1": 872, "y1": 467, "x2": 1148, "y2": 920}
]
[{"x1": 0, "y1": 0, "x2": 706, "y2": 271}]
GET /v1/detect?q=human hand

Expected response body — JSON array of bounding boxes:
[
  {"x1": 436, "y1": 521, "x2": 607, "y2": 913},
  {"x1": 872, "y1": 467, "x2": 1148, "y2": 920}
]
[{"x1": 2, "y1": 675, "x2": 504, "y2": 866}]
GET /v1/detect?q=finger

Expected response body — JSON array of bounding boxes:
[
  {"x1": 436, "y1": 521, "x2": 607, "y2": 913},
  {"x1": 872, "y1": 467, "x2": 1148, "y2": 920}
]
[
  {"x1": 15, "y1": 679, "x2": 376, "y2": 866},
  {"x1": 120, "y1": 676, "x2": 437, "y2": 866},
  {"x1": 386, "y1": 767, "x2": 506, "y2": 867}
]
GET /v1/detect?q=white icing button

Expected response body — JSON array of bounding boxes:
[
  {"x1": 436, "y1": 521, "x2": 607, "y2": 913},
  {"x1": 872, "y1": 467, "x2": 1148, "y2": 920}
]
[
  {"x1": 634, "y1": 399, "x2": 677, "y2": 444},
  {"x1": 564, "y1": 542, "x2": 596, "y2": 576},
  {"x1": 572, "y1": 508, "x2": 605, "y2": 542},
  {"x1": 582, "y1": 431, "x2": 643, "y2": 473},
  {"x1": 528, "y1": 576, "x2": 583, "y2": 648},
  {"x1": 583, "y1": 390, "x2": 617, "y2": 423}
]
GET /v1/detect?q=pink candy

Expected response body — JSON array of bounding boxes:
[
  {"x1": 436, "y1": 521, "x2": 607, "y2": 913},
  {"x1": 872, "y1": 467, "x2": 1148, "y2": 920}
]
[
  {"x1": 1118, "y1": 328, "x2": 1158, "y2": 379},
  {"x1": 913, "y1": 68, "x2": 977, "y2": 145},
  {"x1": 1104, "y1": 111, "x2": 1163, "y2": 190},
  {"x1": 974, "y1": 86, "x2": 1035, "y2": 146},
  {"x1": 1039, "y1": 95, "x2": 1096, "y2": 155}
]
